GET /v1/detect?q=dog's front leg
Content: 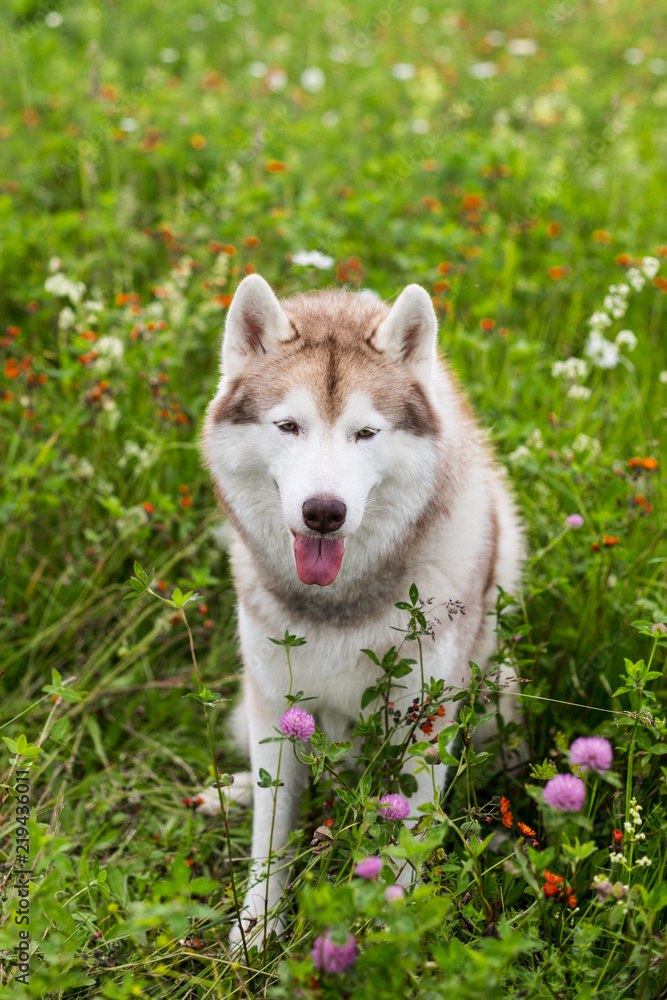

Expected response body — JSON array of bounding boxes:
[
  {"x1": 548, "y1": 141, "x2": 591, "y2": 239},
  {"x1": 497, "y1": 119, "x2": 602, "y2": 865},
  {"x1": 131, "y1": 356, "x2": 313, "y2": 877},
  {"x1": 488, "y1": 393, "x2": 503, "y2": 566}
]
[{"x1": 229, "y1": 673, "x2": 309, "y2": 947}]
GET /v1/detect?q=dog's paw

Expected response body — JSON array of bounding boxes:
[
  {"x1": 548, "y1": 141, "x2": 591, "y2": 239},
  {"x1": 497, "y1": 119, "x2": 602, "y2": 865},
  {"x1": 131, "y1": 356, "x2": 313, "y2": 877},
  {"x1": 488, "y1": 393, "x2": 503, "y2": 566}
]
[{"x1": 185, "y1": 770, "x2": 253, "y2": 815}]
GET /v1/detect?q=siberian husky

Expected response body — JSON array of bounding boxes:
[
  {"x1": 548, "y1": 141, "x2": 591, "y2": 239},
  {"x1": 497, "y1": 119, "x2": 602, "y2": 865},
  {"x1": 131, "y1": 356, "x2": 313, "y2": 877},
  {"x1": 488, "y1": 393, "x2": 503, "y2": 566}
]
[{"x1": 197, "y1": 274, "x2": 523, "y2": 944}]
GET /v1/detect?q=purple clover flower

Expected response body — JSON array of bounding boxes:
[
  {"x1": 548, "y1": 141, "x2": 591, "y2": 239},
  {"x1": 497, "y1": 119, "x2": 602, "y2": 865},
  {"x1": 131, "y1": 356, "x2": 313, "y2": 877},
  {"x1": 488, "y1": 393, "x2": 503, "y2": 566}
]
[
  {"x1": 652, "y1": 623, "x2": 666, "y2": 636},
  {"x1": 355, "y1": 856, "x2": 382, "y2": 879},
  {"x1": 280, "y1": 706, "x2": 316, "y2": 742},
  {"x1": 311, "y1": 929, "x2": 357, "y2": 974},
  {"x1": 378, "y1": 793, "x2": 410, "y2": 820},
  {"x1": 543, "y1": 773, "x2": 586, "y2": 812},
  {"x1": 384, "y1": 885, "x2": 405, "y2": 903},
  {"x1": 566, "y1": 514, "x2": 584, "y2": 528},
  {"x1": 569, "y1": 736, "x2": 613, "y2": 774}
]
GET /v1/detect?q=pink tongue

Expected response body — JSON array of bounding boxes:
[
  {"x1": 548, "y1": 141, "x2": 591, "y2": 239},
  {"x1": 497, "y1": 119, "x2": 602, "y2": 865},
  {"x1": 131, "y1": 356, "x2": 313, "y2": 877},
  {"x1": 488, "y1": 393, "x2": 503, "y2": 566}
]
[{"x1": 294, "y1": 535, "x2": 345, "y2": 586}]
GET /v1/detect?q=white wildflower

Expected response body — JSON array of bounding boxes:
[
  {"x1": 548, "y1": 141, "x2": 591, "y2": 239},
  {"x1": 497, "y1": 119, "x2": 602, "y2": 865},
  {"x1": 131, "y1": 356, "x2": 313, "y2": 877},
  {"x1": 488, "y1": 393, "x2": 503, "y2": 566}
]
[
  {"x1": 94, "y1": 336, "x2": 124, "y2": 374},
  {"x1": 615, "y1": 329, "x2": 637, "y2": 350},
  {"x1": 45, "y1": 11, "x2": 64, "y2": 27},
  {"x1": 187, "y1": 14, "x2": 206, "y2": 31},
  {"x1": 624, "y1": 821, "x2": 633, "y2": 833},
  {"x1": 573, "y1": 433, "x2": 600, "y2": 455},
  {"x1": 585, "y1": 331, "x2": 619, "y2": 369},
  {"x1": 527, "y1": 428, "x2": 544, "y2": 449},
  {"x1": 247, "y1": 61, "x2": 268, "y2": 78},
  {"x1": 484, "y1": 30, "x2": 505, "y2": 46},
  {"x1": 321, "y1": 110, "x2": 340, "y2": 128},
  {"x1": 607, "y1": 573, "x2": 617, "y2": 588},
  {"x1": 617, "y1": 283, "x2": 630, "y2": 295},
  {"x1": 159, "y1": 48, "x2": 180, "y2": 63},
  {"x1": 623, "y1": 48, "x2": 644, "y2": 65},
  {"x1": 469, "y1": 61, "x2": 497, "y2": 79},
  {"x1": 587, "y1": 310, "x2": 612, "y2": 328},
  {"x1": 626, "y1": 267, "x2": 645, "y2": 291},
  {"x1": 507, "y1": 38, "x2": 537, "y2": 56},
  {"x1": 118, "y1": 117, "x2": 139, "y2": 132},
  {"x1": 58, "y1": 306, "x2": 76, "y2": 330},
  {"x1": 649, "y1": 58, "x2": 667, "y2": 76},
  {"x1": 659, "y1": 371, "x2": 667, "y2": 384},
  {"x1": 508, "y1": 445, "x2": 531, "y2": 462},
  {"x1": 636, "y1": 856, "x2": 652, "y2": 867},
  {"x1": 552, "y1": 357, "x2": 589, "y2": 380},
  {"x1": 329, "y1": 45, "x2": 350, "y2": 64},
  {"x1": 83, "y1": 300, "x2": 104, "y2": 313},
  {"x1": 640, "y1": 256, "x2": 660, "y2": 279},
  {"x1": 391, "y1": 63, "x2": 417, "y2": 80},
  {"x1": 410, "y1": 118, "x2": 430, "y2": 133},
  {"x1": 300, "y1": 66, "x2": 325, "y2": 92},
  {"x1": 410, "y1": 6, "x2": 430, "y2": 23},
  {"x1": 567, "y1": 384, "x2": 592, "y2": 400},
  {"x1": 76, "y1": 458, "x2": 94, "y2": 478},
  {"x1": 49, "y1": 256, "x2": 61, "y2": 272},
  {"x1": 45, "y1": 273, "x2": 87, "y2": 304},
  {"x1": 266, "y1": 68, "x2": 288, "y2": 92},
  {"x1": 609, "y1": 853, "x2": 627, "y2": 864},
  {"x1": 291, "y1": 250, "x2": 335, "y2": 269}
]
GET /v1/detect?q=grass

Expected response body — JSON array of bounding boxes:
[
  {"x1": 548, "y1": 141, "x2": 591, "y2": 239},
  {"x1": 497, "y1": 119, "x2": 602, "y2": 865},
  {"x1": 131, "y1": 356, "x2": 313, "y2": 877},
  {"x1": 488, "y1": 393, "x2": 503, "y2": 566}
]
[{"x1": 0, "y1": 0, "x2": 666, "y2": 996}]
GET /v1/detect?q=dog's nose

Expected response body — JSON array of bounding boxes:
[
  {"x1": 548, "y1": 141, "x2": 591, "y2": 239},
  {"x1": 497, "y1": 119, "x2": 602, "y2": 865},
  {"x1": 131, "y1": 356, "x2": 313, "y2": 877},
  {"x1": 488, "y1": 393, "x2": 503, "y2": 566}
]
[{"x1": 302, "y1": 496, "x2": 347, "y2": 534}]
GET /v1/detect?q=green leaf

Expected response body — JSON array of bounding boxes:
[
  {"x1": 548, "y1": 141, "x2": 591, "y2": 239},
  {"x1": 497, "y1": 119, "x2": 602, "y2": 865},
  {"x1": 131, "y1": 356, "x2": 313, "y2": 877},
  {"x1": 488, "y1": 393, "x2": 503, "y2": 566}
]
[
  {"x1": 361, "y1": 686, "x2": 379, "y2": 709},
  {"x1": 409, "y1": 583, "x2": 419, "y2": 605}
]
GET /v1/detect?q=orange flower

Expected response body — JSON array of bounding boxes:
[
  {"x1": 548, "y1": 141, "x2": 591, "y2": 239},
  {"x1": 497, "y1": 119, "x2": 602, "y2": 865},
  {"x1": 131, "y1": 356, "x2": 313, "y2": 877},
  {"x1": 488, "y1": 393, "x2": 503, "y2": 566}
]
[
  {"x1": 143, "y1": 502, "x2": 155, "y2": 514},
  {"x1": 179, "y1": 484, "x2": 190, "y2": 494},
  {"x1": 421, "y1": 195, "x2": 442, "y2": 212},
  {"x1": 615, "y1": 253, "x2": 633, "y2": 267},
  {"x1": 517, "y1": 821, "x2": 536, "y2": 837},
  {"x1": 612, "y1": 829, "x2": 624, "y2": 844},
  {"x1": 265, "y1": 160, "x2": 287, "y2": 172},
  {"x1": 500, "y1": 796, "x2": 513, "y2": 828},
  {"x1": 214, "y1": 294, "x2": 233, "y2": 308},
  {"x1": 548, "y1": 266, "x2": 565, "y2": 280},
  {"x1": 603, "y1": 535, "x2": 620, "y2": 547},
  {"x1": 642, "y1": 457, "x2": 658, "y2": 470},
  {"x1": 543, "y1": 870, "x2": 564, "y2": 885},
  {"x1": 23, "y1": 108, "x2": 40, "y2": 128},
  {"x1": 324, "y1": 817, "x2": 335, "y2": 827},
  {"x1": 80, "y1": 330, "x2": 98, "y2": 342},
  {"x1": 180, "y1": 495, "x2": 193, "y2": 508},
  {"x1": 592, "y1": 229, "x2": 612, "y2": 244},
  {"x1": 461, "y1": 193, "x2": 484, "y2": 210},
  {"x1": 437, "y1": 261, "x2": 451, "y2": 275},
  {"x1": 627, "y1": 456, "x2": 641, "y2": 467},
  {"x1": 422, "y1": 159, "x2": 437, "y2": 172},
  {"x1": 244, "y1": 263, "x2": 256, "y2": 275},
  {"x1": 480, "y1": 318, "x2": 496, "y2": 332},
  {"x1": 591, "y1": 542, "x2": 600, "y2": 552},
  {"x1": 336, "y1": 256, "x2": 365, "y2": 285},
  {"x1": 115, "y1": 292, "x2": 129, "y2": 306},
  {"x1": 543, "y1": 882, "x2": 559, "y2": 897},
  {"x1": 243, "y1": 235, "x2": 261, "y2": 247},
  {"x1": 566, "y1": 892, "x2": 577, "y2": 908},
  {"x1": 4, "y1": 360, "x2": 19, "y2": 379},
  {"x1": 433, "y1": 280, "x2": 449, "y2": 293},
  {"x1": 6, "y1": 326, "x2": 20, "y2": 338},
  {"x1": 547, "y1": 222, "x2": 562, "y2": 237},
  {"x1": 654, "y1": 276, "x2": 667, "y2": 293},
  {"x1": 190, "y1": 134, "x2": 207, "y2": 149},
  {"x1": 635, "y1": 494, "x2": 647, "y2": 506}
]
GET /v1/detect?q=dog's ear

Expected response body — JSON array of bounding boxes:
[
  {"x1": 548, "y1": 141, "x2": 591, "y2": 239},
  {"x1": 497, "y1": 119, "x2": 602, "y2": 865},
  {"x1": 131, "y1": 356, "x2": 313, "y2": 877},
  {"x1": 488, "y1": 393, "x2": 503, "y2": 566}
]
[
  {"x1": 221, "y1": 274, "x2": 291, "y2": 380},
  {"x1": 371, "y1": 284, "x2": 437, "y2": 382}
]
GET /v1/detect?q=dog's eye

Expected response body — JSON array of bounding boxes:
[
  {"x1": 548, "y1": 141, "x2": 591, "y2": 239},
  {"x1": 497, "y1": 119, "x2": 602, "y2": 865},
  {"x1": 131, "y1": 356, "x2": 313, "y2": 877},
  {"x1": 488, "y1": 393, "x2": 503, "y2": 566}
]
[
  {"x1": 356, "y1": 427, "x2": 378, "y2": 441},
  {"x1": 275, "y1": 420, "x2": 299, "y2": 435}
]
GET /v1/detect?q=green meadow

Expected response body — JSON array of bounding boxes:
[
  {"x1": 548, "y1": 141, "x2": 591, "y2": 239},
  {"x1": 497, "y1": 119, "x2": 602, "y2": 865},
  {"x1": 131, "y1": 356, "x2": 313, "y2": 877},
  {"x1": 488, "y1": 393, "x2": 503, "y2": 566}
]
[{"x1": 1, "y1": 0, "x2": 666, "y2": 996}]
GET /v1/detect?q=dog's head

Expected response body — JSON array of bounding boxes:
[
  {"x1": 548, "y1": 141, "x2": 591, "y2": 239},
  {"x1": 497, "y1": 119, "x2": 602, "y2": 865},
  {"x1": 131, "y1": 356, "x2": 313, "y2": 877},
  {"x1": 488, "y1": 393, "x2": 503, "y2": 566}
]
[{"x1": 203, "y1": 274, "x2": 451, "y2": 587}]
